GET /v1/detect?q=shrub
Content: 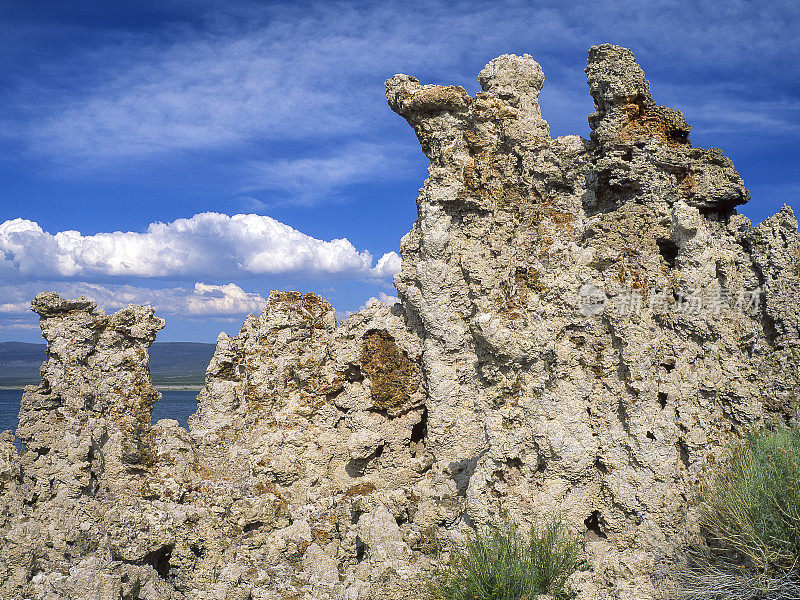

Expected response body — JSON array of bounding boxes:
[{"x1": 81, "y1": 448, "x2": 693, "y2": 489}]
[
  {"x1": 700, "y1": 426, "x2": 800, "y2": 573},
  {"x1": 673, "y1": 426, "x2": 800, "y2": 600},
  {"x1": 430, "y1": 517, "x2": 584, "y2": 600}
]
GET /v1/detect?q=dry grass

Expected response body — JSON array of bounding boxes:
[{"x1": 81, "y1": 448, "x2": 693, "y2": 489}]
[{"x1": 670, "y1": 550, "x2": 800, "y2": 600}]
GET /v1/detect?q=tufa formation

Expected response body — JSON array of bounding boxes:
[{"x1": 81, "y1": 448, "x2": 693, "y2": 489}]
[{"x1": 1, "y1": 44, "x2": 799, "y2": 600}]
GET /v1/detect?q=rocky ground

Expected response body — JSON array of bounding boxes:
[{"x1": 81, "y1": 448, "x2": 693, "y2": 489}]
[{"x1": 1, "y1": 44, "x2": 798, "y2": 600}]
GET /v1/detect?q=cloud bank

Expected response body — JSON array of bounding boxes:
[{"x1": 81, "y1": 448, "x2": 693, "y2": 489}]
[
  {"x1": 0, "y1": 211, "x2": 401, "y2": 335},
  {"x1": 3, "y1": 282, "x2": 267, "y2": 317},
  {"x1": 0, "y1": 212, "x2": 400, "y2": 281},
  {"x1": 0, "y1": 281, "x2": 271, "y2": 334}
]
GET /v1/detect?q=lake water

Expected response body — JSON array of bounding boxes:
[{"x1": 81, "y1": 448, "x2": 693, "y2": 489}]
[{"x1": 0, "y1": 388, "x2": 199, "y2": 435}]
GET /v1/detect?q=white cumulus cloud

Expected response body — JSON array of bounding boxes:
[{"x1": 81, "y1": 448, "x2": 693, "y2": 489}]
[
  {"x1": 0, "y1": 301, "x2": 31, "y2": 314},
  {"x1": 0, "y1": 212, "x2": 400, "y2": 281},
  {"x1": 181, "y1": 283, "x2": 268, "y2": 316},
  {"x1": 339, "y1": 291, "x2": 401, "y2": 319},
  {"x1": 366, "y1": 291, "x2": 401, "y2": 307}
]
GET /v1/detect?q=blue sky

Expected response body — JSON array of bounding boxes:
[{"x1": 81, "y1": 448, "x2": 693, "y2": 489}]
[{"x1": 1, "y1": 0, "x2": 798, "y2": 343}]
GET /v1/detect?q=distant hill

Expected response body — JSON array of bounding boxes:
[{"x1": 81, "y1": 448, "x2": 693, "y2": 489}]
[
  {"x1": 148, "y1": 343, "x2": 217, "y2": 386},
  {"x1": 0, "y1": 342, "x2": 45, "y2": 386},
  {"x1": 0, "y1": 341, "x2": 216, "y2": 387}
]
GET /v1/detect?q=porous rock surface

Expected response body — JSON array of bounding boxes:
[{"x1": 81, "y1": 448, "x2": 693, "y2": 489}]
[{"x1": 2, "y1": 44, "x2": 799, "y2": 600}]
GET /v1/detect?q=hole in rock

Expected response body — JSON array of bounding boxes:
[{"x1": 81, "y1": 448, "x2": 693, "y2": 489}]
[
  {"x1": 449, "y1": 451, "x2": 487, "y2": 496},
  {"x1": 661, "y1": 361, "x2": 675, "y2": 373},
  {"x1": 715, "y1": 262, "x2": 728, "y2": 289},
  {"x1": 190, "y1": 543, "x2": 205, "y2": 559},
  {"x1": 344, "y1": 364, "x2": 364, "y2": 382},
  {"x1": 355, "y1": 538, "x2": 366, "y2": 562},
  {"x1": 410, "y1": 408, "x2": 428, "y2": 458},
  {"x1": 326, "y1": 387, "x2": 344, "y2": 403},
  {"x1": 410, "y1": 408, "x2": 428, "y2": 445},
  {"x1": 658, "y1": 392, "x2": 668, "y2": 409},
  {"x1": 215, "y1": 361, "x2": 242, "y2": 382},
  {"x1": 656, "y1": 238, "x2": 679, "y2": 269},
  {"x1": 243, "y1": 521, "x2": 264, "y2": 533},
  {"x1": 616, "y1": 399, "x2": 630, "y2": 432},
  {"x1": 345, "y1": 460, "x2": 364, "y2": 478},
  {"x1": 677, "y1": 437, "x2": 691, "y2": 469},
  {"x1": 699, "y1": 205, "x2": 736, "y2": 221},
  {"x1": 760, "y1": 307, "x2": 780, "y2": 345},
  {"x1": 536, "y1": 454, "x2": 547, "y2": 472},
  {"x1": 621, "y1": 148, "x2": 633, "y2": 161},
  {"x1": 584, "y1": 179, "x2": 627, "y2": 216},
  {"x1": 584, "y1": 510, "x2": 607, "y2": 541},
  {"x1": 143, "y1": 544, "x2": 174, "y2": 580},
  {"x1": 505, "y1": 457, "x2": 523, "y2": 471},
  {"x1": 646, "y1": 431, "x2": 656, "y2": 441},
  {"x1": 594, "y1": 457, "x2": 608, "y2": 474},
  {"x1": 151, "y1": 389, "x2": 199, "y2": 429}
]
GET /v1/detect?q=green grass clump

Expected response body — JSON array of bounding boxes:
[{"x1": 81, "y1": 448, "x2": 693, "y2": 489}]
[
  {"x1": 701, "y1": 426, "x2": 800, "y2": 573},
  {"x1": 430, "y1": 518, "x2": 584, "y2": 600}
]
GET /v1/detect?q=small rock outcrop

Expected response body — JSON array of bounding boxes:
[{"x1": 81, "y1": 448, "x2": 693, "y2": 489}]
[{"x1": 1, "y1": 44, "x2": 798, "y2": 600}]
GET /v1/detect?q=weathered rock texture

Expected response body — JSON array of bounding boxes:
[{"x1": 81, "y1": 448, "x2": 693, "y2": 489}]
[{"x1": 2, "y1": 44, "x2": 799, "y2": 600}]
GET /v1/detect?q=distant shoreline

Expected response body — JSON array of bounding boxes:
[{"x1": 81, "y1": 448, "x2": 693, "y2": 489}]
[
  {"x1": 157, "y1": 385, "x2": 204, "y2": 391},
  {"x1": 0, "y1": 341, "x2": 215, "y2": 394}
]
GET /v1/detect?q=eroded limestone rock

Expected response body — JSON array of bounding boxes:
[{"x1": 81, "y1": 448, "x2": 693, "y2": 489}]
[
  {"x1": 1, "y1": 44, "x2": 798, "y2": 600},
  {"x1": 387, "y1": 43, "x2": 798, "y2": 599}
]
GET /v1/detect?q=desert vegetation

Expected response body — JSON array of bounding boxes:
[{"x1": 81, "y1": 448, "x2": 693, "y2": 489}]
[
  {"x1": 430, "y1": 517, "x2": 585, "y2": 600},
  {"x1": 673, "y1": 426, "x2": 800, "y2": 600}
]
